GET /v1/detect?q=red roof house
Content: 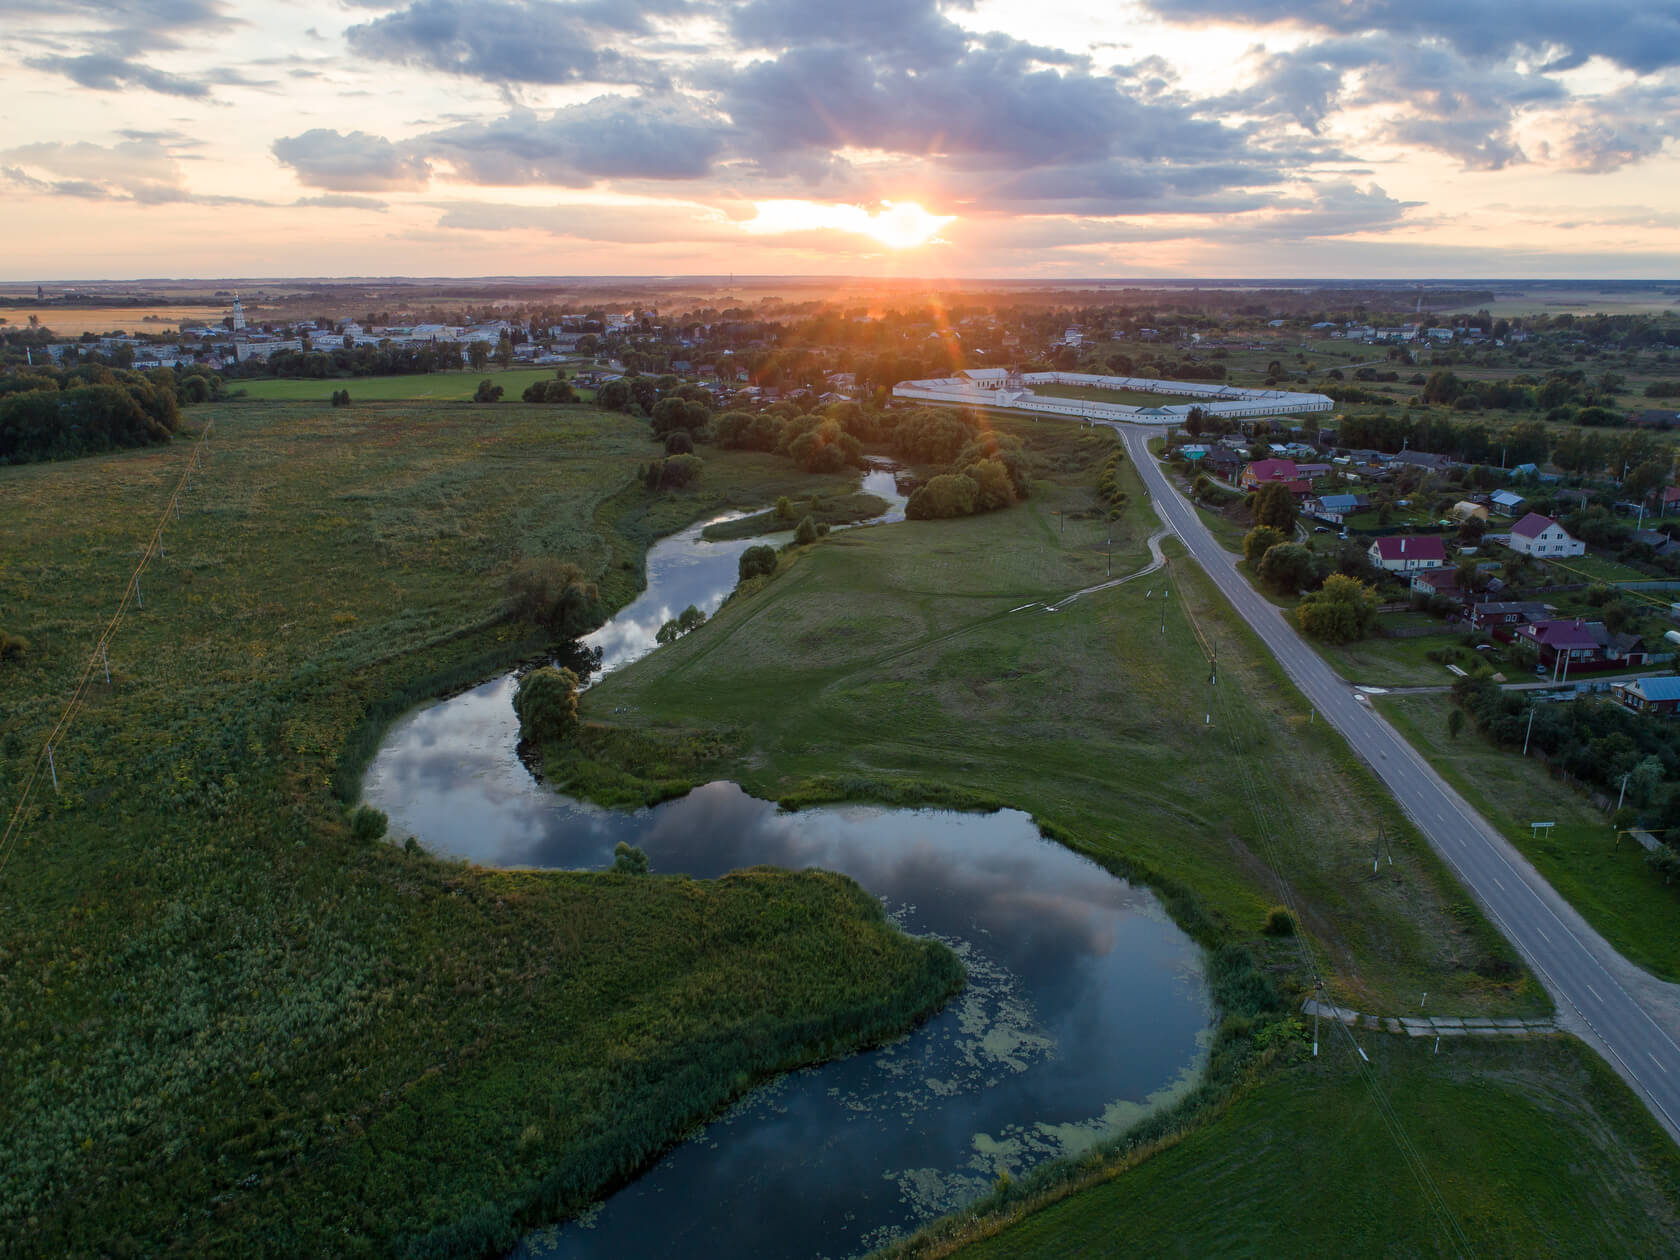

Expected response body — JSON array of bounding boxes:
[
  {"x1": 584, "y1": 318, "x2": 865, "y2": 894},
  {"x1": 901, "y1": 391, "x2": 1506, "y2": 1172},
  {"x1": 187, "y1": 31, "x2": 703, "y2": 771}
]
[
  {"x1": 1367, "y1": 535, "x2": 1448, "y2": 572},
  {"x1": 1240, "y1": 458, "x2": 1298, "y2": 489}
]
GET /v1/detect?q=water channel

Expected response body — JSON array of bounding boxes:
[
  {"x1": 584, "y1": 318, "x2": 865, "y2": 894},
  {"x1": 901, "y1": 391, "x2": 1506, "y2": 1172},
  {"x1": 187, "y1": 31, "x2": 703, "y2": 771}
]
[{"x1": 362, "y1": 468, "x2": 1212, "y2": 1257}]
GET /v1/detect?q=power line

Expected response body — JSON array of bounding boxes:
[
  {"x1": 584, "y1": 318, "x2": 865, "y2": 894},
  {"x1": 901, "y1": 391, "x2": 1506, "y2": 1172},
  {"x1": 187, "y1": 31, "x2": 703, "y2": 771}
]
[{"x1": 0, "y1": 419, "x2": 215, "y2": 883}]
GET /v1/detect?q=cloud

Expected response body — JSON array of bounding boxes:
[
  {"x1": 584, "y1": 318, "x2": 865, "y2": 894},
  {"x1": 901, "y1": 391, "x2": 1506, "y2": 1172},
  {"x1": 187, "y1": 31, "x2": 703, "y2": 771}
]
[
  {"x1": 432, "y1": 199, "x2": 738, "y2": 242},
  {"x1": 271, "y1": 129, "x2": 432, "y2": 191},
  {"x1": 25, "y1": 53, "x2": 211, "y2": 97},
  {"x1": 0, "y1": 138, "x2": 267, "y2": 205},
  {"x1": 1555, "y1": 83, "x2": 1680, "y2": 173},
  {"x1": 422, "y1": 96, "x2": 729, "y2": 184},
  {"x1": 345, "y1": 0, "x2": 668, "y2": 85},
  {"x1": 294, "y1": 194, "x2": 390, "y2": 211},
  {"x1": 1139, "y1": 0, "x2": 1680, "y2": 75}
]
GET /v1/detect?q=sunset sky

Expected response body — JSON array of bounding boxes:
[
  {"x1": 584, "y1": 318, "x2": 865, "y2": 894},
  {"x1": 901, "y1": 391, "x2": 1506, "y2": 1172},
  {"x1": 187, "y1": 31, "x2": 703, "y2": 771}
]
[{"x1": 1, "y1": 0, "x2": 1677, "y2": 279}]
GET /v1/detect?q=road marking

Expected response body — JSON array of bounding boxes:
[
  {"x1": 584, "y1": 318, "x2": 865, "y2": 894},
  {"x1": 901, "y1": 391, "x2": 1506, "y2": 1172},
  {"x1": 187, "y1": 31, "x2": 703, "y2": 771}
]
[
  {"x1": 1653, "y1": 1052, "x2": 1671, "y2": 1075},
  {"x1": 1493, "y1": 876, "x2": 1506, "y2": 891},
  {"x1": 1587, "y1": 984, "x2": 1603, "y2": 1003}
]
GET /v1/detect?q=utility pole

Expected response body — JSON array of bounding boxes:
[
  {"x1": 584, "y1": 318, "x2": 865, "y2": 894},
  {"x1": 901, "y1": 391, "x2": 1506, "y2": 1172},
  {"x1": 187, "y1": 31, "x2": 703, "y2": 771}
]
[
  {"x1": 1617, "y1": 771, "x2": 1632, "y2": 814},
  {"x1": 1523, "y1": 704, "x2": 1536, "y2": 756}
]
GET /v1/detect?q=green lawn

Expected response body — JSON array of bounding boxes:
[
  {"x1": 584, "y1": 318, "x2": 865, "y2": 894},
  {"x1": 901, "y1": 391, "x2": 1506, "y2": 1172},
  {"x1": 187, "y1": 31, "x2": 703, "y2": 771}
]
[
  {"x1": 1030, "y1": 382, "x2": 1192, "y2": 407},
  {"x1": 946, "y1": 1036, "x2": 1680, "y2": 1259},
  {"x1": 571, "y1": 422, "x2": 1542, "y2": 1020},
  {"x1": 1380, "y1": 692, "x2": 1680, "y2": 981},
  {"x1": 1548, "y1": 554, "x2": 1659, "y2": 585},
  {"x1": 0, "y1": 400, "x2": 959, "y2": 1256},
  {"x1": 233, "y1": 366, "x2": 580, "y2": 402},
  {"x1": 1313, "y1": 627, "x2": 1480, "y2": 687}
]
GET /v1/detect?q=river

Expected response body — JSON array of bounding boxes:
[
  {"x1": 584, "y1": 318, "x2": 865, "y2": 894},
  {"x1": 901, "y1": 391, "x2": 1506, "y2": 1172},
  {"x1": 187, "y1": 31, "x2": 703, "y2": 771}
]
[{"x1": 362, "y1": 471, "x2": 1211, "y2": 1257}]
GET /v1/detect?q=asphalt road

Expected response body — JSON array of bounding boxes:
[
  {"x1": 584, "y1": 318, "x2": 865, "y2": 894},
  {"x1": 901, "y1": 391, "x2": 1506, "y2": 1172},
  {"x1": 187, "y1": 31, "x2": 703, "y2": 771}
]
[{"x1": 1116, "y1": 423, "x2": 1680, "y2": 1146}]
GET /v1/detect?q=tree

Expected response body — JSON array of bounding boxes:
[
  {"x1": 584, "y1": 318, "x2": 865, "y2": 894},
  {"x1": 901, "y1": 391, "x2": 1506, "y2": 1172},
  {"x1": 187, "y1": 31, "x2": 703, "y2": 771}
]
[
  {"x1": 738, "y1": 544, "x2": 777, "y2": 581},
  {"x1": 513, "y1": 666, "x2": 579, "y2": 744},
  {"x1": 596, "y1": 378, "x2": 631, "y2": 412},
  {"x1": 612, "y1": 841, "x2": 650, "y2": 874},
  {"x1": 473, "y1": 379, "x2": 503, "y2": 403},
  {"x1": 1243, "y1": 525, "x2": 1287, "y2": 569},
  {"x1": 906, "y1": 473, "x2": 980, "y2": 519},
  {"x1": 495, "y1": 334, "x2": 514, "y2": 368},
  {"x1": 1448, "y1": 708, "x2": 1465, "y2": 739},
  {"x1": 506, "y1": 558, "x2": 603, "y2": 637},
  {"x1": 795, "y1": 515, "x2": 819, "y2": 544},
  {"x1": 468, "y1": 341, "x2": 490, "y2": 371},
  {"x1": 1257, "y1": 542, "x2": 1318, "y2": 594},
  {"x1": 1296, "y1": 574, "x2": 1380, "y2": 644},
  {"x1": 1251, "y1": 481, "x2": 1297, "y2": 531}
]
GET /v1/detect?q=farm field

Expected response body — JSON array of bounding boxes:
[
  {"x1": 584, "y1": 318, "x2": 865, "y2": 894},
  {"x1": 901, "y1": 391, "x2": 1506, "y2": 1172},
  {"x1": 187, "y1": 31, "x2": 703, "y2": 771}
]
[
  {"x1": 0, "y1": 400, "x2": 959, "y2": 1256},
  {"x1": 233, "y1": 366, "x2": 586, "y2": 402}
]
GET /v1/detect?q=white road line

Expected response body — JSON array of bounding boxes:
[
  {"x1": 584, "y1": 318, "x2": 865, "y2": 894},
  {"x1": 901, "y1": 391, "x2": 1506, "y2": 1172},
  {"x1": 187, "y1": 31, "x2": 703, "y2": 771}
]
[
  {"x1": 1587, "y1": 984, "x2": 1604, "y2": 1003},
  {"x1": 1653, "y1": 1053, "x2": 1671, "y2": 1075}
]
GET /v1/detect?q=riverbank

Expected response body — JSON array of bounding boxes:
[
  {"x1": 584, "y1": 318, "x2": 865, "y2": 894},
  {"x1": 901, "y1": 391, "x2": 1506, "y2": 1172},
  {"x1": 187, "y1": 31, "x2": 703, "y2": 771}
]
[{"x1": 0, "y1": 400, "x2": 963, "y2": 1256}]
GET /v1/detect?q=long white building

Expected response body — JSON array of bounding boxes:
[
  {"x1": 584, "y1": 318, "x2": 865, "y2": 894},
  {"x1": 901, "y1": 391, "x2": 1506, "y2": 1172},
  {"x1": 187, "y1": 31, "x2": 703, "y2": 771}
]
[{"x1": 891, "y1": 370, "x2": 1333, "y2": 423}]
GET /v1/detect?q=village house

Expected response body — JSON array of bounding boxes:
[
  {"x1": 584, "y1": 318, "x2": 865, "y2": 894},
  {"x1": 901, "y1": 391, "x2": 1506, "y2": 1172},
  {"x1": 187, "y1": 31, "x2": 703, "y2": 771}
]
[
  {"x1": 1368, "y1": 535, "x2": 1448, "y2": 573},
  {"x1": 1468, "y1": 601, "x2": 1549, "y2": 632},
  {"x1": 1239, "y1": 458, "x2": 1297, "y2": 488},
  {"x1": 1409, "y1": 567, "x2": 1462, "y2": 601},
  {"x1": 1452, "y1": 501, "x2": 1489, "y2": 522},
  {"x1": 1612, "y1": 676, "x2": 1680, "y2": 716},
  {"x1": 1508, "y1": 512, "x2": 1585, "y2": 558},
  {"x1": 1490, "y1": 489, "x2": 1526, "y2": 515},
  {"x1": 1307, "y1": 492, "x2": 1367, "y2": 524},
  {"x1": 1512, "y1": 619, "x2": 1646, "y2": 672}
]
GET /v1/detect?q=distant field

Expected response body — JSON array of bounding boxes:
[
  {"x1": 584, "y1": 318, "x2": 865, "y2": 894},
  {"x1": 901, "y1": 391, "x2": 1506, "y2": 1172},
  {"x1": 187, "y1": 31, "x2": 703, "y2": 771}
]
[
  {"x1": 233, "y1": 367, "x2": 575, "y2": 402},
  {"x1": 1030, "y1": 382, "x2": 1191, "y2": 407},
  {"x1": 0, "y1": 305, "x2": 236, "y2": 336},
  {"x1": 1439, "y1": 287, "x2": 1680, "y2": 318}
]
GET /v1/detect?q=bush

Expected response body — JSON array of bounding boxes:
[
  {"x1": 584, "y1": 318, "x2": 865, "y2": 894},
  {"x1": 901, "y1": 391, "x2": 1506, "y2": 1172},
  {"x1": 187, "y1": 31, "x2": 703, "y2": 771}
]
[
  {"x1": 513, "y1": 666, "x2": 580, "y2": 745},
  {"x1": 0, "y1": 628, "x2": 27, "y2": 663},
  {"x1": 906, "y1": 472, "x2": 979, "y2": 520},
  {"x1": 738, "y1": 545, "x2": 777, "y2": 582},
  {"x1": 611, "y1": 841, "x2": 651, "y2": 875},
  {"x1": 1296, "y1": 574, "x2": 1380, "y2": 644},
  {"x1": 349, "y1": 805, "x2": 388, "y2": 843},
  {"x1": 663, "y1": 430, "x2": 694, "y2": 455},
  {"x1": 1242, "y1": 526, "x2": 1287, "y2": 570},
  {"x1": 506, "y1": 558, "x2": 604, "y2": 638},
  {"x1": 795, "y1": 515, "x2": 818, "y2": 545},
  {"x1": 660, "y1": 453, "x2": 703, "y2": 488},
  {"x1": 1260, "y1": 906, "x2": 1295, "y2": 936},
  {"x1": 473, "y1": 379, "x2": 503, "y2": 403}
]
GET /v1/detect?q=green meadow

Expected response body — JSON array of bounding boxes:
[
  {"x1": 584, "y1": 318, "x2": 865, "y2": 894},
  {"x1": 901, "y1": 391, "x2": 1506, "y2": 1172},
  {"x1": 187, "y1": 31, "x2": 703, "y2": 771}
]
[
  {"x1": 0, "y1": 399, "x2": 958, "y2": 1256},
  {"x1": 232, "y1": 366, "x2": 580, "y2": 403}
]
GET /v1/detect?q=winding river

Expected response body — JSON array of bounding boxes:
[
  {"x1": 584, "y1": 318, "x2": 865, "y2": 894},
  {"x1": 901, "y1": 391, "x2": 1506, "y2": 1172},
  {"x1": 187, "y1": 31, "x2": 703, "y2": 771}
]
[{"x1": 362, "y1": 469, "x2": 1211, "y2": 1257}]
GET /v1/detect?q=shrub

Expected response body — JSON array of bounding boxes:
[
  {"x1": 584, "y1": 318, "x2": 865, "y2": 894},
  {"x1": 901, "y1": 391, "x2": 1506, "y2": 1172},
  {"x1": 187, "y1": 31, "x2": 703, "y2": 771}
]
[
  {"x1": 795, "y1": 515, "x2": 818, "y2": 545},
  {"x1": 506, "y1": 558, "x2": 603, "y2": 638},
  {"x1": 611, "y1": 841, "x2": 650, "y2": 875},
  {"x1": 664, "y1": 430, "x2": 694, "y2": 455},
  {"x1": 513, "y1": 666, "x2": 580, "y2": 745},
  {"x1": 738, "y1": 545, "x2": 777, "y2": 582},
  {"x1": 1296, "y1": 574, "x2": 1380, "y2": 644},
  {"x1": 473, "y1": 379, "x2": 503, "y2": 403},
  {"x1": 1242, "y1": 525, "x2": 1287, "y2": 570},
  {"x1": 1260, "y1": 907, "x2": 1295, "y2": 936},
  {"x1": 774, "y1": 496, "x2": 793, "y2": 521},
  {"x1": 905, "y1": 472, "x2": 979, "y2": 520},
  {"x1": 0, "y1": 629, "x2": 27, "y2": 663},
  {"x1": 349, "y1": 805, "x2": 388, "y2": 843},
  {"x1": 660, "y1": 453, "x2": 703, "y2": 488}
]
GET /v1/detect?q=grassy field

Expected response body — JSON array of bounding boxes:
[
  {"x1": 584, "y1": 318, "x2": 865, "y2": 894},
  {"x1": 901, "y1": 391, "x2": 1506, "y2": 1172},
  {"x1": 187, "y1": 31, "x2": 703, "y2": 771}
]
[
  {"x1": 947, "y1": 1035, "x2": 1680, "y2": 1258},
  {"x1": 232, "y1": 367, "x2": 583, "y2": 403},
  {"x1": 1314, "y1": 628, "x2": 1479, "y2": 687},
  {"x1": 1549, "y1": 554, "x2": 1661, "y2": 585},
  {"x1": 1031, "y1": 382, "x2": 1191, "y2": 407},
  {"x1": 1381, "y1": 692, "x2": 1680, "y2": 981},
  {"x1": 0, "y1": 400, "x2": 961, "y2": 1256},
  {"x1": 570, "y1": 418, "x2": 1543, "y2": 1020}
]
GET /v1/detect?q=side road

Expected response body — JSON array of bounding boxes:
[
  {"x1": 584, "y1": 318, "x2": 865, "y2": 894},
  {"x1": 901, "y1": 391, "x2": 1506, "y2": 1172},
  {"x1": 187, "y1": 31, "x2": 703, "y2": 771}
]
[{"x1": 1115, "y1": 422, "x2": 1680, "y2": 1147}]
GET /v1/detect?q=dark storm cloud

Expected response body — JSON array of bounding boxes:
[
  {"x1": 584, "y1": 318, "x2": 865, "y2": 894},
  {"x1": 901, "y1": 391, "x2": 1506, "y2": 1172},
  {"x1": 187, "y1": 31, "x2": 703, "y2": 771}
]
[
  {"x1": 1141, "y1": 0, "x2": 1680, "y2": 74},
  {"x1": 345, "y1": 0, "x2": 675, "y2": 85},
  {"x1": 421, "y1": 97, "x2": 729, "y2": 184},
  {"x1": 271, "y1": 129, "x2": 433, "y2": 191}
]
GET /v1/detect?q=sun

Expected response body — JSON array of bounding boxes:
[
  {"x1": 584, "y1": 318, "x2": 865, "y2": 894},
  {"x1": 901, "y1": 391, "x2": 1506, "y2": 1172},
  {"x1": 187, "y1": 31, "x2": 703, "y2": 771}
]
[{"x1": 742, "y1": 199, "x2": 955, "y2": 249}]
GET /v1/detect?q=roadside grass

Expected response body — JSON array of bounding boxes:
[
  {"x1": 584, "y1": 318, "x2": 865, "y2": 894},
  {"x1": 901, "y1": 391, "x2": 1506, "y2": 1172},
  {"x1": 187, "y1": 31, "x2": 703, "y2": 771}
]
[
  {"x1": 1314, "y1": 626, "x2": 1473, "y2": 687},
  {"x1": 233, "y1": 367, "x2": 586, "y2": 403},
  {"x1": 1380, "y1": 692, "x2": 1680, "y2": 981},
  {"x1": 948, "y1": 1035, "x2": 1680, "y2": 1259},
  {"x1": 0, "y1": 400, "x2": 960, "y2": 1256},
  {"x1": 573, "y1": 433, "x2": 1545, "y2": 1020}
]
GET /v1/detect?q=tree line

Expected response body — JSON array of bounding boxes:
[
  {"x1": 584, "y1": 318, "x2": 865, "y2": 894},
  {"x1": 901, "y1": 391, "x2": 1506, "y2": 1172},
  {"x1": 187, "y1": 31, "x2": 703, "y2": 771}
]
[{"x1": 0, "y1": 364, "x2": 201, "y2": 464}]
